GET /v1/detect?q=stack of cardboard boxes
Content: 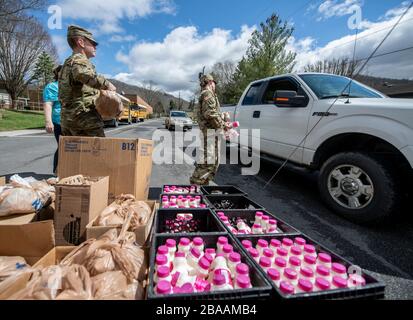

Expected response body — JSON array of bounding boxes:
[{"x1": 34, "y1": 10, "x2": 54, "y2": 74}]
[{"x1": 0, "y1": 136, "x2": 154, "y2": 299}]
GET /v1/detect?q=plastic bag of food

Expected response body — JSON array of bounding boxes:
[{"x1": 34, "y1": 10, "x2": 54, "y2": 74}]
[
  {"x1": 95, "y1": 90, "x2": 123, "y2": 120},
  {"x1": 0, "y1": 256, "x2": 29, "y2": 281},
  {"x1": 60, "y1": 228, "x2": 146, "y2": 283},
  {"x1": 0, "y1": 175, "x2": 55, "y2": 217},
  {"x1": 9, "y1": 265, "x2": 93, "y2": 300},
  {"x1": 91, "y1": 271, "x2": 128, "y2": 299},
  {"x1": 94, "y1": 194, "x2": 152, "y2": 230}
]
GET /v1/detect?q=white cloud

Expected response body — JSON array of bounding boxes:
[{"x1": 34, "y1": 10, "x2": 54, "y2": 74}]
[
  {"x1": 109, "y1": 35, "x2": 137, "y2": 43},
  {"x1": 318, "y1": 0, "x2": 363, "y2": 20},
  {"x1": 57, "y1": 0, "x2": 176, "y2": 34},
  {"x1": 52, "y1": 35, "x2": 70, "y2": 62},
  {"x1": 291, "y1": 2, "x2": 413, "y2": 79},
  {"x1": 114, "y1": 25, "x2": 255, "y2": 99}
]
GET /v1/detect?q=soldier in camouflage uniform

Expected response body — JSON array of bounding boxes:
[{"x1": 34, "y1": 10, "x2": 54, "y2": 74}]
[
  {"x1": 190, "y1": 74, "x2": 228, "y2": 185},
  {"x1": 59, "y1": 25, "x2": 116, "y2": 137}
]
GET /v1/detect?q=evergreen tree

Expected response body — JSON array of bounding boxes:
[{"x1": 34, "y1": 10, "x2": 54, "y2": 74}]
[
  {"x1": 32, "y1": 51, "x2": 55, "y2": 87},
  {"x1": 227, "y1": 14, "x2": 296, "y2": 103}
]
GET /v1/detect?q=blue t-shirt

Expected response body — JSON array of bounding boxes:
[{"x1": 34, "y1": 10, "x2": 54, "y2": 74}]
[{"x1": 43, "y1": 81, "x2": 61, "y2": 125}]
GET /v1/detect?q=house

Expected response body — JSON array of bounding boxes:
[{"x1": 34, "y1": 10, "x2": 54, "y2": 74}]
[{"x1": 0, "y1": 81, "x2": 11, "y2": 107}]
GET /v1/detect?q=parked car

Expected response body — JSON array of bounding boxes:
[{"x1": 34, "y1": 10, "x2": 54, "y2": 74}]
[
  {"x1": 224, "y1": 72, "x2": 413, "y2": 224},
  {"x1": 165, "y1": 111, "x2": 193, "y2": 131}
]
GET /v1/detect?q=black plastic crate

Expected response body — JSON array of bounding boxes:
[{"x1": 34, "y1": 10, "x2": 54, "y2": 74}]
[
  {"x1": 154, "y1": 209, "x2": 227, "y2": 234},
  {"x1": 162, "y1": 185, "x2": 202, "y2": 194},
  {"x1": 205, "y1": 195, "x2": 264, "y2": 211},
  {"x1": 159, "y1": 194, "x2": 209, "y2": 209},
  {"x1": 147, "y1": 233, "x2": 272, "y2": 300},
  {"x1": 236, "y1": 235, "x2": 385, "y2": 300},
  {"x1": 201, "y1": 185, "x2": 247, "y2": 196},
  {"x1": 213, "y1": 210, "x2": 300, "y2": 236}
]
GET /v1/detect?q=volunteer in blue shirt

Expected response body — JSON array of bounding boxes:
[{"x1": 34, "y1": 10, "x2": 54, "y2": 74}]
[{"x1": 43, "y1": 65, "x2": 63, "y2": 174}]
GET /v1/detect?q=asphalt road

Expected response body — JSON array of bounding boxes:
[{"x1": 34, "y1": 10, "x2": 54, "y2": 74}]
[{"x1": 1, "y1": 118, "x2": 412, "y2": 299}]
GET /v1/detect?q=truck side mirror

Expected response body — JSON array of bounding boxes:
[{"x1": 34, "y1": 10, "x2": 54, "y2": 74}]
[{"x1": 273, "y1": 90, "x2": 308, "y2": 108}]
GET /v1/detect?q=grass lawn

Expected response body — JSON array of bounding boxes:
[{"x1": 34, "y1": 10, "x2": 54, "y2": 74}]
[{"x1": 0, "y1": 109, "x2": 44, "y2": 131}]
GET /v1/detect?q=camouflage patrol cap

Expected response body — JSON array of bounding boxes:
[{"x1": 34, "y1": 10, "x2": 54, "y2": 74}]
[
  {"x1": 199, "y1": 74, "x2": 216, "y2": 86},
  {"x1": 67, "y1": 25, "x2": 98, "y2": 46}
]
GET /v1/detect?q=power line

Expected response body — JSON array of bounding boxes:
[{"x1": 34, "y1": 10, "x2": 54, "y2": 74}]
[
  {"x1": 285, "y1": 0, "x2": 321, "y2": 20},
  {"x1": 263, "y1": 1, "x2": 413, "y2": 189},
  {"x1": 316, "y1": 16, "x2": 413, "y2": 53},
  {"x1": 355, "y1": 45, "x2": 413, "y2": 63}
]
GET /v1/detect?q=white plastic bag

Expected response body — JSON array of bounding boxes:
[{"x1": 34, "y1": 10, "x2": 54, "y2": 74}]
[{"x1": 0, "y1": 175, "x2": 55, "y2": 217}]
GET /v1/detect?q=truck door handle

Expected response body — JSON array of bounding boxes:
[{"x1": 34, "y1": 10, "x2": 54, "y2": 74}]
[{"x1": 253, "y1": 111, "x2": 261, "y2": 118}]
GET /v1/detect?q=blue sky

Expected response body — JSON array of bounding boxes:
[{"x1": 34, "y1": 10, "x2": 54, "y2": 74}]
[{"x1": 36, "y1": 0, "x2": 413, "y2": 98}]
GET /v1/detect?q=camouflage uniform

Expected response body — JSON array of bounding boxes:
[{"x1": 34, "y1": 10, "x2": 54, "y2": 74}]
[
  {"x1": 190, "y1": 74, "x2": 227, "y2": 185},
  {"x1": 59, "y1": 25, "x2": 111, "y2": 137}
]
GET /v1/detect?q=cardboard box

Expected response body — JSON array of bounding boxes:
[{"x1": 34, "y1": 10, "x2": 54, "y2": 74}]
[
  {"x1": 86, "y1": 201, "x2": 156, "y2": 246},
  {"x1": 0, "y1": 176, "x2": 5, "y2": 186},
  {"x1": 33, "y1": 246, "x2": 74, "y2": 268},
  {"x1": 0, "y1": 217, "x2": 55, "y2": 266},
  {"x1": 54, "y1": 176, "x2": 109, "y2": 246},
  {"x1": 57, "y1": 137, "x2": 153, "y2": 202}
]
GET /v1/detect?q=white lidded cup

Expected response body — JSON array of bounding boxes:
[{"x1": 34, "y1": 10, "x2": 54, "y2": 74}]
[
  {"x1": 191, "y1": 237, "x2": 205, "y2": 254},
  {"x1": 331, "y1": 262, "x2": 348, "y2": 279},
  {"x1": 282, "y1": 268, "x2": 299, "y2": 287},
  {"x1": 316, "y1": 265, "x2": 332, "y2": 283},
  {"x1": 296, "y1": 279, "x2": 313, "y2": 294},
  {"x1": 154, "y1": 265, "x2": 172, "y2": 285},
  {"x1": 248, "y1": 247, "x2": 260, "y2": 263},
  {"x1": 235, "y1": 275, "x2": 252, "y2": 290},
  {"x1": 269, "y1": 239, "x2": 281, "y2": 251},
  {"x1": 303, "y1": 254, "x2": 317, "y2": 272},
  {"x1": 281, "y1": 238, "x2": 294, "y2": 251},
  {"x1": 217, "y1": 236, "x2": 228, "y2": 254},
  {"x1": 178, "y1": 237, "x2": 191, "y2": 255},
  {"x1": 252, "y1": 223, "x2": 263, "y2": 235},
  {"x1": 279, "y1": 281, "x2": 295, "y2": 295},
  {"x1": 332, "y1": 276, "x2": 348, "y2": 290},
  {"x1": 254, "y1": 211, "x2": 264, "y2": 226},
  {"x1": 267, "y1": 268, "x2": 281, "y2": 287},
  {"x1": 236, "y1": 263, "x2": 250, "y2": 279},
  {"x1": 155, "y1": 280, "x2": 172, "y2": 295},
  {"x1": 256, "y1": 239, "x2": 269, "y2": 256},
  {"x1": 299, "y1": 266, "x2": 315, "y2": 285},
  {"x1": 317, "y1": 253, "x2": 332, "y2": 269},
  {"x1": 241, "y1": 240, "x2": 253, "y2": 250},
  {"x1": 228, "y1": 252, "x2": 241, "y2": 276},
  {"x1": 196, "y1": 256, "x2": 211, "y2": 280},
  {"x1": 259, "y1": 256, "x2": 272, "y2": 274},
  {"x1": 187, "y1": 247, "x2": 202, "y2": 271},
  {"x1": 304, "y1": 244, "x2": 317, "y2": 258},
  {"x1": 314, "y1": 277, "x2": 331, "y2": 292},
  {"x1": 288, "y1": 256, "x2": 302, "y2": 272}
]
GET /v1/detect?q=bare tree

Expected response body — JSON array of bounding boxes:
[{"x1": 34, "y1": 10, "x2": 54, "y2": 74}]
[
  {"x1": 304, "y1": 58, "x2": 360, "y2": 77},
  {"x1": 0, "y1": 0, "x2": 45, "y2": 26},
  {"x1": 211, "y1": 61, "x2": 236, "y2": 103},
  {"x1": 0, "y1": 16, "x2": 57, "y2": 106},
  {"x1": 211, "y1": 61, "x2": 236, "y2": 86},
  {"x1": 140, "y1": 80, "x2": 161, "y2": 109}
]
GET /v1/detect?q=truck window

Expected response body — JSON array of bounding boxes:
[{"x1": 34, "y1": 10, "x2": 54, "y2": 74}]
[
  {"x1": 242, "y1": 83, "x2": 262, "y2": 105},
  {"x1": 262, "y1": 78, "x2": 299, "y2": 104}
]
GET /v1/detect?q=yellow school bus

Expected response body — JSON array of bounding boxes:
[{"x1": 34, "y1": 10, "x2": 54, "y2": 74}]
[{"x1": 130, "y1": 104, "x2": 148, "y2": 122}]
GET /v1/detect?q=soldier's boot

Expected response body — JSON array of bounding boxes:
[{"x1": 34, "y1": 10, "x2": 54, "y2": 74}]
[{"x1": 190, "y1": 165, "x2": 215, "y2": 185}]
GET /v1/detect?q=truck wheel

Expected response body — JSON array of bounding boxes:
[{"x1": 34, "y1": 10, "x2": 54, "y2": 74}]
[{"x1": 318, "y1": 152, "x2": 401, "y2": 224}]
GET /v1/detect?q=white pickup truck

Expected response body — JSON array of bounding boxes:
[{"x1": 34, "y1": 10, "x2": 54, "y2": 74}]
[{"x1": 225, "y1": 72, "x2": 413, "y2": 224}]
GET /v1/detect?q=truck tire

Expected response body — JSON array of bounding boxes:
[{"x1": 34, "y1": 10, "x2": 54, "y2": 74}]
[{"x1": 318, "y1": 152, "x2": 401, "y2": 224}]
